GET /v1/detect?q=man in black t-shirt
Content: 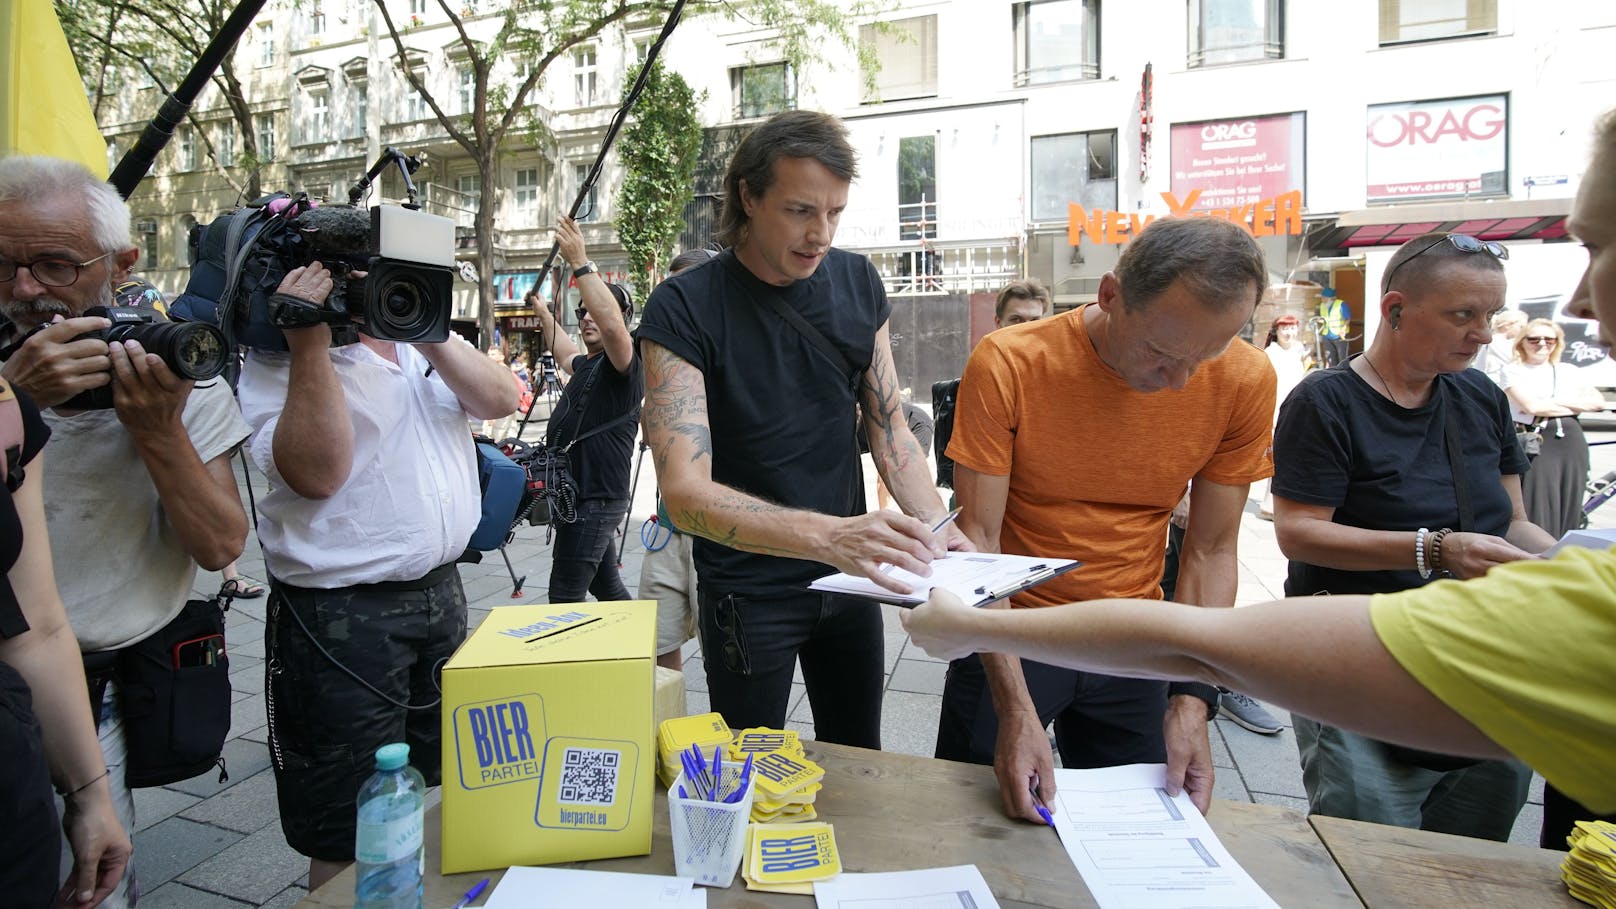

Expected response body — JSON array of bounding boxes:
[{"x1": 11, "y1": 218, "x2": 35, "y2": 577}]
[
  {"x1": 535, "y1": 216, "x2": 644, "y2": 603},
  {"x1": 636, "y1": 111, "x2": 965, "y2": 747}
]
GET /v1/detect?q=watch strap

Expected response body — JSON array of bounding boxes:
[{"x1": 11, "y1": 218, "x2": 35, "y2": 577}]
[
  {"x1": 572, "y1": 260, "x2": 598, "y2": 279},
  {"x1": 1167, "y1": 681, "x2": 1220, "y2": 720}
]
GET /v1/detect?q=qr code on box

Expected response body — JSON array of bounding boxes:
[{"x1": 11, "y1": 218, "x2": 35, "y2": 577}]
[{"x1": 558, "y1": 747, "x2": 620, "y2": 805}]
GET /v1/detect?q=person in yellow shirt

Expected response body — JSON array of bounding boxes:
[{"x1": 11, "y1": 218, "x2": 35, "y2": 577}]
[
  {"x1": 902, "y1": 107, "x2": 1616, "y2": 820},
  {"x1": 1317, "y1": 287, "x2": 1351, "y2": 367}
]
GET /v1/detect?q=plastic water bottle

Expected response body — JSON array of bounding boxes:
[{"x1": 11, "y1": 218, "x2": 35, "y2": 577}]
[{"x1": 354, "y1": 743, "x2": 425, "y2": 909}]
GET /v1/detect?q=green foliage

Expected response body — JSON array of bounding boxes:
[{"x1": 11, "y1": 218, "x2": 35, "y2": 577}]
[{"x1": 615, "y1": 61, "x2": 702, "y2": 301}]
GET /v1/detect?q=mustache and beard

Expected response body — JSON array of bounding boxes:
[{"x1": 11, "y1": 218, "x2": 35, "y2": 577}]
[{"x1": 1, "y1": 281, "x2": 116, "y2": 331}]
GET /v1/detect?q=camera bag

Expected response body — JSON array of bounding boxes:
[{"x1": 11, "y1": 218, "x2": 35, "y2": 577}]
[
  {"x1": 116, "y1": 594, "x2": 232, "y2": 787},
  {"x1": 469, "y1": 439, "x2": 527, "y2": 551}
]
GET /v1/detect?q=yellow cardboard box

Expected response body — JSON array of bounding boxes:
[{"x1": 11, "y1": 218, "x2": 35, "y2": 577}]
[{"x1": 440, "y1": 602, "x2": 655, "y2": 873}]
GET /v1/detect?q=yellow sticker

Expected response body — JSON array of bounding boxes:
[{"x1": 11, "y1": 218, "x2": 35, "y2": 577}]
[
  {"x1": 658, "y1": 713, "x2": 733, "y2": 753},
  {"x1": 750, "y1": 750, "x2": 825, "y2": 800},
  {"x1": 747, "y1": 821, "x2": 839, "y2": 884},
  {"x1": 727, "y1": 728, "x2": 803, "y2": 758},
  {"x1": 533, "y1": 736, "x2": 640, "y2": 832}
]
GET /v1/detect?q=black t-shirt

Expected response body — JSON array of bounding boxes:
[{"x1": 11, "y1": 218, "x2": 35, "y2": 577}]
[
  {"x1": 1273, "y1": 362, "x2": 1528, "y2": 596},
  {"x1": 0, "y1": 387, "x2": 50, "y2": 638},
  {"x1": 546, "y1": 350, "x2": 644, "y2": 504},
  {"x1": 636, "y1": 248, "x2": 891, "y2": 592}
]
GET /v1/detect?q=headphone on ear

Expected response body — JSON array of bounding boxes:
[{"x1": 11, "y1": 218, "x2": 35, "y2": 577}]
[{"x1": 1389, "y1": 305, "x2": 1402, "y2": 329}]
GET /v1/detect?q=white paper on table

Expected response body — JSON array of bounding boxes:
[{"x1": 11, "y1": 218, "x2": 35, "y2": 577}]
[
  {"x1": 1048, "y1": 763, "x2": 1280, "y2": 909},
  {"x1": 812, "y1": 864, "x2": 1000, "y2": 908},
  {"x1": 482, "y1": 866, "x2": 706, "y2": 907}
]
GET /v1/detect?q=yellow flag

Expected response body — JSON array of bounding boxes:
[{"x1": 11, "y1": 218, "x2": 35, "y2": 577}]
[{"x1": 0, "y1": 0, "x2": 108, "y2": 176}]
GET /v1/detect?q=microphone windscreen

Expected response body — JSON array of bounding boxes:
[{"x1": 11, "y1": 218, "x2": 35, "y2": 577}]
[{"x1": 292, "y1": 205, "x2": 371, "y2": 257}]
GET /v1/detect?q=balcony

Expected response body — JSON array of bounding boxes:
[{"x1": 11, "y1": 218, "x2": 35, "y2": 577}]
[{"x1": 863, "y1": 239, "x2": 1021, "y2": 297}]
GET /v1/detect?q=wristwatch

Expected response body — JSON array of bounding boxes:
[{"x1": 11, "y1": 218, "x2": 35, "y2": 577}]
[
  {"x1": 572, "y1": 260, "x2": 598, "y2": 279},
  {"x1": 1167, "y1": 681, "x2": 1221, "y2": 721}
]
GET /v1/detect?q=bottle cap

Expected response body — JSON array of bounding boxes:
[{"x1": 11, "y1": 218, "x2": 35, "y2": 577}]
[{"x1": 375, "y1": 743, "x2": 410, "y2": 771}]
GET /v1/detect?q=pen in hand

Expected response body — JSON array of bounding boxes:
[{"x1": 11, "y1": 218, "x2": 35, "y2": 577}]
[
  {"x1": 1029, "y1": 777, "x2": 1056, "y2": 829},
  {"x1": 879, "y1": 507, "x2": 964, "y2": 575}
]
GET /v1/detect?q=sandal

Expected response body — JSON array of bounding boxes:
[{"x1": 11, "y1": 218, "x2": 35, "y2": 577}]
[{"x1": 220, "y1": 576, "x2": 266, "y2": 599}]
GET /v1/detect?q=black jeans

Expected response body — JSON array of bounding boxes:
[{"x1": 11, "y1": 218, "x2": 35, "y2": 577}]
[
  {"x1": 548, "y1": 499, "x2": 630, "y2": 603},
  {"x1": 935, "y1": 653, "x2": 1168, "y2": 768},
  {"x1": 0, "y1": 662, "x2": 59, "y2": 908},
  {"x1": 697, "y1": 586, "x2": 883, "y2": 749}
]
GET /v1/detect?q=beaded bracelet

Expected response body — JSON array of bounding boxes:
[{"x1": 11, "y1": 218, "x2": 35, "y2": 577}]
[
  {"x1": 1431, "y1": 528, "x2": 1454, "y2": 574},
  {"x1": 1415, "y1": 527, "x2": 1431, "y2": 579},
  {"x1": 56, "y1": 767, "x2": 109, "y2": 800}
]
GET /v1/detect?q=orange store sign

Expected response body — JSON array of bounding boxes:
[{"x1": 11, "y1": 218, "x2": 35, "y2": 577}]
[{"x1": 1068, "y1": 189, "x2": 1303, "y2": 245}]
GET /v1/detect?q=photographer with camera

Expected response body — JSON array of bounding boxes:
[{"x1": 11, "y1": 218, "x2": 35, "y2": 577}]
[
  {"x1": 533, "y1": 216, "x2": 643, "y2": 604},
  {"x1": 0, "y1": 155, "x2": 250, "y2": 908},
  {"x1": 237, "y1": 253, "x2": 517, "y2": 890}
]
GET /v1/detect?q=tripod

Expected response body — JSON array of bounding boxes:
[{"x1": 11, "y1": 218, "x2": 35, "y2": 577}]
[{"x1": 515, "y1": 351, "x2": 567, "y2": 439}]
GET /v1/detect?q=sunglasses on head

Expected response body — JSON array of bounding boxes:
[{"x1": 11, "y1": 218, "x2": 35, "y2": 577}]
[{"x1": 1384, "y1": 234, "x2": 1509, "y2": 291}]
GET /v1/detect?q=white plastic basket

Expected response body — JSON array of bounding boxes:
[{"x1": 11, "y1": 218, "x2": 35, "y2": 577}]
[{"x1": 668, "y1": 765, "x2": 756, "y2": 887}]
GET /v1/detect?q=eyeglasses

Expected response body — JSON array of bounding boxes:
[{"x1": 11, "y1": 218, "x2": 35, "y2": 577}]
[
  {"x1": 574, "y1": 306, "x2": 629, "y2": 322},
  {"x1": 0, "y1": 252, "x2": 113, "y2": 287},
  {"x1": 1524, "y1": 336, "x2": 1558, "y2": 345},
  {"x1": 1383, "y1": 234, "x2": 1509, "y2": 291},
  {"x1": 713, "y1": 595, "x2": 751, "y2": 675}
]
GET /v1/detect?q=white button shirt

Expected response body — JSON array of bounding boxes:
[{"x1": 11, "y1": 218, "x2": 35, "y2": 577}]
[{"x1": 239, "y1": 338, "x2": 480, "y2": 587}]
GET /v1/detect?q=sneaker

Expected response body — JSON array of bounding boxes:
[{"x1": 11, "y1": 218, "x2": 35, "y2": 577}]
[{"x1": 1217, "y1": 689, "x2": 1282, "y2": 735}]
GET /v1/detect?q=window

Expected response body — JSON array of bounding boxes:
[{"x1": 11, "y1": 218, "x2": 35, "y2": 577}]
[
  {"x1": 257, "y1": 22, "x2": 274, "y2": 68},
  {"x1": 1013, "y1": 0, "x2": 1100, "y2": 85},
  {"x1": 513, "y1": 167, "x2": 539, "y2": 225},
  {"x1": 256, "y1": 114, "x2": 276, "y2": 161},
  {"x1": 860, "y1": 15, "x2": 938, "y2": 103},
  {"x1": 574, "y1": 163, "x2": 597, "y2": 221},
  {"x1": 310, "y1": 0, "x2": 326, "y2": 35},
  {"x1": 573, "y1": 47, "x2": 597, "y2": 107},
  {"x1": 105, "y1": 140, "x2": 118, "y2": 173},
  {"x1": 897, "y1": 135, "x2": 936, "y2": 240},
  {"x1": 1188, "y1": 0, "x2": 1283, "y2": 67},
  {"x1": 217, "y1": 121, "x2": 235, "y2": 165},
  {"x1": 456, "y1": 174, "x2": 481, "y2": 228},
  {"x1": 405, "y1": 78, "x2": 427, "y2": 120},
  {"x1": 177, "y1": 214, "x2": 197, "y2": 265},
  {"x1": 308, "y1": 88, "x2": 330, "y2": 142},
  {"x1": 1030, "y1": 130, "x2": 1115, "y2": 221},
  {"x1": 1379, "y1": 0, "x2": 1496, "y2": 44},
  {"x1": 409, "y1": 0, "x2": 426, "y2": 13},
  {"x1": 730, "y1": 63, "x2": 795, "y2": 120},
  {"x1": 633, "y1": 38, "x2": 652, "y2": 67},
  {"x1": 350, "y1": 84, "x2": 368, "y2": 138},
  {"x1": 136, "y1": 220, "x2": 159, "y2": 269},
  {"x1": 177, "y1": 128, "x2": 196, "y2": 171},
  {"x1": 457, "y1": 66, "x2": 475, "y2": 114}
]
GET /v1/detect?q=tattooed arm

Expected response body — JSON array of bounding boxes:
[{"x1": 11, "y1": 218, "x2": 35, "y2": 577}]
[
  {"x1": 642, "y1": 339, "x2": 945, "y2": 593},
  {"x1": 858, "y1": 322, "x2": 968, "y2": 550}
]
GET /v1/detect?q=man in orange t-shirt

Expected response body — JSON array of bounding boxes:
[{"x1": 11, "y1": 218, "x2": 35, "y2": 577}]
[{"x1": 936, "y1": 218, "x2": 1277, "y2": 822}]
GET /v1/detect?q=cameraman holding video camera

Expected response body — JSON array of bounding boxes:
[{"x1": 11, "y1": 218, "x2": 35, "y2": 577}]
[{"x1": 237, "y1": 255, "x2": 516, "y2": 890}]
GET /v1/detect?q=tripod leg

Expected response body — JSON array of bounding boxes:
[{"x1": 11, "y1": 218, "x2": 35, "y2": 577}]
[
  {"x1": 499, "y1": 545, "x2": 526, "y2": 598},
  {"x1": 619, "y1": 439, "x2": 649, "y2": 564}
]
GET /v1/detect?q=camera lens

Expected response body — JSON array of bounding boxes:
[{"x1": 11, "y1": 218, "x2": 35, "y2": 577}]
[{"x1": 108, "y1": 321, "x2": 229, "y2": 380}]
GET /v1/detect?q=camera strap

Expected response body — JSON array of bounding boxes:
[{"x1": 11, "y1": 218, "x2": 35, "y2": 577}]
[
  {"x1": 546, "y1": 354, "x2": 635, "y2": 452},
  {"x1": 758, "y1": 290, "x2": 864, "y2": 396}
]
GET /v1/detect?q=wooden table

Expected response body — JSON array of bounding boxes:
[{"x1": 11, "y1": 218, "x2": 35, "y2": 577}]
[
  {"x1": 300, "y1": 741, "x2": 1359, "y2": 908},
  {"x1": 1310, "y1": 814, "x2": 1580, "y2": 908}
]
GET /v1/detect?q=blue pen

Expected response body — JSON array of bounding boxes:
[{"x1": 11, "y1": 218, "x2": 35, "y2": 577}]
[
  {"x1": 449, "y1": 877, "x2": 490, "y2": 909},
  {"x1": 725, "y1": 753, "x2": 755, "y2": 804},
  {"x1": 1029, "y1": 777, "x2": 1056, "y2": 829},
  {"x1": 712, "y1": 746, "x2": 724, "y2": 801}
]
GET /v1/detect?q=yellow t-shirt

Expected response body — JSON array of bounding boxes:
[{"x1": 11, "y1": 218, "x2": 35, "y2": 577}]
[
  {"x1": 947, "y1": 306, "x2": 1276, "y2": 607},
  {"x1": 1370, "y1": 547, "x2": 1616, "y2": 814}
]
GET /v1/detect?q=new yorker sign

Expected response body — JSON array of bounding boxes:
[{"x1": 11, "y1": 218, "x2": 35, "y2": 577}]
[{"x1": 1067, "y1": 189, "x2": 1304, "y2": 245}]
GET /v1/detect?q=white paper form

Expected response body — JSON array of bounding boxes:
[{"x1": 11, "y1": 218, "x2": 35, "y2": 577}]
[
  {"x1": 809, "y1": 552, "x2": 1078, "y2": 607},
  {"x1": 813, "y1": 865, "x2": 1001, "y2": 909},
  {"x1": 483, "y1": 866, "x2": 707, "y2": 908},
  {"x1": 1048, "y1": 764, "x2": 1280, "y2": 909}
]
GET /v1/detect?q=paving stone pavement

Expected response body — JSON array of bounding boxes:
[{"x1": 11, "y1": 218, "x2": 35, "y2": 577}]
[{"x1": 129, "y1": 429, "x2": 1616, "y2": 905}]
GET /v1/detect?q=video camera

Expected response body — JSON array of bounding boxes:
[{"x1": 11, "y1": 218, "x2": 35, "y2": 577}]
[{"x1": 170, "y1": 148, "x2": 457, "y2": 353}]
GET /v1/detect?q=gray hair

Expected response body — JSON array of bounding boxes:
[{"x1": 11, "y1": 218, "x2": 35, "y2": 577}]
[
  {"x1": 0, "y1": 155, "x2": 132, "y2": 253},
  {"x1": 1114, "y1": 218, "x2": 1267, "y2": 313}
]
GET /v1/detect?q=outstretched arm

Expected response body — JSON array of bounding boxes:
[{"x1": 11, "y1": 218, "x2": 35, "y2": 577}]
[
  {"x1": 858, "y1": 323, "x2": 960, "y2": 542},
  {"x1": 902, "y1": 590, "x2": 1504, "y2": 758}
]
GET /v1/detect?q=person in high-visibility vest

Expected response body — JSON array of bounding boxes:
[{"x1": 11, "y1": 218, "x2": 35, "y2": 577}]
[{"x1": 1318, "y1": 286, "x2": 1352, "y2": 367}]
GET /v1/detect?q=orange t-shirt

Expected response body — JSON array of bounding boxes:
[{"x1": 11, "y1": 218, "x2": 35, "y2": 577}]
[{"x1": 947, "y1": 306, "x2": 1275, "y2": 608}]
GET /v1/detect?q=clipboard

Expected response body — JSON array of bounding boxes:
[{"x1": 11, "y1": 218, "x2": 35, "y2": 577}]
[{"x1": 808, "y1": 552, "x2": 1081, "y2": 607}]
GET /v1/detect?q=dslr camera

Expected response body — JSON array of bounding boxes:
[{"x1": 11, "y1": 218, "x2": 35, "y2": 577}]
[
  {"x1": 0, "y1": 279, "x2": 229, "y2": 410},
  {"x1": 170, "y1": 148, "x2": 457, "y2": 352}
]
